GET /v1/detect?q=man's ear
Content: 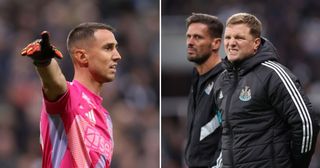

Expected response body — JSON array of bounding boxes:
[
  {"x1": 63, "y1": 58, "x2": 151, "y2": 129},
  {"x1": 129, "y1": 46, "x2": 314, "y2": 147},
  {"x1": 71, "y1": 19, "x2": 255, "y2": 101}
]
[
  {"x1": 73, "y1": 48, "x2": 88, "y2": 66},
  {"x1": 212, "y1": 38, "x2": 221, "y2": 52},
  {"x1": 253, "y1": 38, "x2": 261, "y2": 51}
]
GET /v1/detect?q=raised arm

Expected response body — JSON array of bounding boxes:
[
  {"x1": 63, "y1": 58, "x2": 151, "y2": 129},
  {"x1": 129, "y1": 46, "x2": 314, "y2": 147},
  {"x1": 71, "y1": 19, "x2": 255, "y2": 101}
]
[{"x1": 21, "y1": 31, "x2": 67, "y2": 101}]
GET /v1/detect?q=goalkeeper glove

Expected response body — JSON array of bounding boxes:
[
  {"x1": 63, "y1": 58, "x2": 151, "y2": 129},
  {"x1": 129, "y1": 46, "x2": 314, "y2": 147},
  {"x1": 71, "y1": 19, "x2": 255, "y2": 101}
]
[{"x1": 21, "y1": 31, "x2": 63, "y2": 66}]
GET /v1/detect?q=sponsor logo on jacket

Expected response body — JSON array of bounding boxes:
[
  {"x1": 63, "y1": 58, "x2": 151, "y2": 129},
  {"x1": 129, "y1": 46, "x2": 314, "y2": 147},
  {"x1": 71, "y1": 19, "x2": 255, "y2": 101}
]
[
  {"x1": 205, "y1": 81, "x2": 214, "y2": 95},
  {"x1": 218, "y1": 90, "x2": 223, "y2": 99}
]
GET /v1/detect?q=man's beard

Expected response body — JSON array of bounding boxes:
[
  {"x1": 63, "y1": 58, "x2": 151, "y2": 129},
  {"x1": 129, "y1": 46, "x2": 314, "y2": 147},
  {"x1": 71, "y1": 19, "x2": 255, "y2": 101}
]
[{"x1": 187, "y1": 52, "x2": 211, "y2": 65}]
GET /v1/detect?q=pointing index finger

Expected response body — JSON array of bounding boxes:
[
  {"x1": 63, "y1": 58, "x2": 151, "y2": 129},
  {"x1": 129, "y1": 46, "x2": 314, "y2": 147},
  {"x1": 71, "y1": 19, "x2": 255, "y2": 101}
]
[{"x1": 40, "y1": 31, "x2": 50, "y2": 48}]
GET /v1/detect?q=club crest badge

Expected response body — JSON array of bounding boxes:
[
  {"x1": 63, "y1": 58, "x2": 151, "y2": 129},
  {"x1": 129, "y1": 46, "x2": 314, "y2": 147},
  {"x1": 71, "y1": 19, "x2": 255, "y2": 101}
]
[{"x1": 239, "y1": 86, "x2": 251, "y2": 101}]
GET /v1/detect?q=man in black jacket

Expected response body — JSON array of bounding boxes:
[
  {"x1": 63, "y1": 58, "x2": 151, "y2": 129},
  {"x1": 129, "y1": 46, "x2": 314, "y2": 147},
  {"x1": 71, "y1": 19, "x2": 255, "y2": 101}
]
[
  {"x1": 184, "y1": 13, "x2": 224, "y2": 168},
  {"x1": 214, "y1": 12, "x2": 319, "y2": 168}
]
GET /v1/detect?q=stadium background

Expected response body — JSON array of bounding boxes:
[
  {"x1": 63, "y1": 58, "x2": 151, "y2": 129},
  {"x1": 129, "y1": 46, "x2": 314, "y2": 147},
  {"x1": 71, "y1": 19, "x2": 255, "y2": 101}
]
[
  {"x1": 162, "y1": 0, "x2": 320, "y2": 167},
  {"x1": 0, "y1": 0, "x2": 159, "y2": 167}
]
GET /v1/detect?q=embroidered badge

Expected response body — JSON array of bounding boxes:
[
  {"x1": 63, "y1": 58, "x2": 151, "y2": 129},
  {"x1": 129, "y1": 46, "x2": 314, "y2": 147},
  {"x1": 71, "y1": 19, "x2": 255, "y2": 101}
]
[
  {"x1": 218, "y1": 90, "x2": 223, "y2": 99},
  {"x1": 239, "y1": 86, "x2": 251, "y2": 101},
  {"x1": 205, "y1": 81, "x2": 214, "y2": 95}
]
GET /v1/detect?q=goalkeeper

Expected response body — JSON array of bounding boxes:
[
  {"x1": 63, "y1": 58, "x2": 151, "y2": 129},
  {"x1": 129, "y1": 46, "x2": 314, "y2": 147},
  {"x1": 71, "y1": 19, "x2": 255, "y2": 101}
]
[{"x1": 21, "y1": 22, "x2": 121, "y2": 168}]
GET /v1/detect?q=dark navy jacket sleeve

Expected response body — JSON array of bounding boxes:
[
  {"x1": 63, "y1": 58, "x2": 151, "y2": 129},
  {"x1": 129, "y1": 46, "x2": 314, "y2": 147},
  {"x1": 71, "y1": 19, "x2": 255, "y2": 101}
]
[{"x1": 266, "y1": 63, "x2": 319, "y2": 168}]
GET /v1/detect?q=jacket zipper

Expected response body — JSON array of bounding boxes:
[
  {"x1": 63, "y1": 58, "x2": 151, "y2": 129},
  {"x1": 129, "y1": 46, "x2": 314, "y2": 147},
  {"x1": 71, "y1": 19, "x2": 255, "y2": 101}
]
[
  {"x1": 185, "y1": 78, "x2": 199, "y2": 159},
  {"x1": 224, "y1": 67, "x2": 238, "y2": 167}
]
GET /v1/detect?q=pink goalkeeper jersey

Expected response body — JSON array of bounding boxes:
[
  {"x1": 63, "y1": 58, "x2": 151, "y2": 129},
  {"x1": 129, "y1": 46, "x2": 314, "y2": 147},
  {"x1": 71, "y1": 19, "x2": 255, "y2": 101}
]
[{"x1": 40, "y1": 80, "x2": 114, "y2": 168}]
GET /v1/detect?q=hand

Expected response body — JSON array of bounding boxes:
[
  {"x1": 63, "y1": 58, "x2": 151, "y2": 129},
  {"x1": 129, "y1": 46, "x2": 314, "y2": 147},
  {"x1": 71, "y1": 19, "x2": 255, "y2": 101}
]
[{"x1": 21, "y1": 31, "x2": 63, "y2": 66}]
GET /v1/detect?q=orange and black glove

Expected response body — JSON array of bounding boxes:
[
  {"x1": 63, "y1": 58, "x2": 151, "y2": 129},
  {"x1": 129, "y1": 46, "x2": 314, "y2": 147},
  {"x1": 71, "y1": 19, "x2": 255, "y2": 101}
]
[{"x1": 21, "y1": 31, "x2": 63, "y2": 66}]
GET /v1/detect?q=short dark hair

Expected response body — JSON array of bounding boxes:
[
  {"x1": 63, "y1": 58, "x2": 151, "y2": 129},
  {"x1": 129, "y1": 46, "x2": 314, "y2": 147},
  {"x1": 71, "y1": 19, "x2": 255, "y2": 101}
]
[
  {"x1": 226, "y1": 13, "x2": 262, "y2": 38},
  {"x1": 67, "y1": 22, "x2": 115, "y2": 53},
  {"x1": 186, "y1": 13, "x2": 224, "y2": 38}
]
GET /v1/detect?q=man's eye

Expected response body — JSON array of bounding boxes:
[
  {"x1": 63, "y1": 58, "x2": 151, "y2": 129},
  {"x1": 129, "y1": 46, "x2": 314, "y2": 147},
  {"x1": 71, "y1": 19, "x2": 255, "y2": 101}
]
[
  {"x1": 105, "y1": 45, "x2": 114, "y2": 51},
  {"x1": 194, "y1": 35, "x2": 201, "y2": 39}
]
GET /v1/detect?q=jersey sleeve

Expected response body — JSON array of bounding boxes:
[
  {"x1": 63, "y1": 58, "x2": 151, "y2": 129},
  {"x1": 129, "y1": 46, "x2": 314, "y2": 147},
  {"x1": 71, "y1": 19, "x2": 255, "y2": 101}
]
[{"x1": 43, "y1": 83, "x2": 71, "y2": 114}]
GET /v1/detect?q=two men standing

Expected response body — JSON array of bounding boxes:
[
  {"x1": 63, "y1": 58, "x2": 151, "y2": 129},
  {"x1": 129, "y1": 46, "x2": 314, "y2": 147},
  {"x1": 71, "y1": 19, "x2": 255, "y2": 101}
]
[{"x1": 184, "y1": 12, "x2": 319, "y2": 168}]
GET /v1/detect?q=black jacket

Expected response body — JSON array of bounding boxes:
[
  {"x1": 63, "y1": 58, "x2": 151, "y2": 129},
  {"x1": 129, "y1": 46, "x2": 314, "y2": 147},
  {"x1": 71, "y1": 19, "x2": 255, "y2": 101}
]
[
  {"x1": 185, "y1": 63, "x2": 224, "y2": 167},
  {"x1": 214, "y1": 38, "x2": 319, "y2": 168}
]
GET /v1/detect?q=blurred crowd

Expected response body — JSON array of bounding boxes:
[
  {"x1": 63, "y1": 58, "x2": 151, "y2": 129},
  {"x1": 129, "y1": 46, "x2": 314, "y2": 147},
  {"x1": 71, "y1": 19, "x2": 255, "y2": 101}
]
[
  {"x1": 0, "y1": 0, "x2": 159, "y2": 168},
  {"x1": 162, "y1": 0, "x2": 320, "y2": 168}
]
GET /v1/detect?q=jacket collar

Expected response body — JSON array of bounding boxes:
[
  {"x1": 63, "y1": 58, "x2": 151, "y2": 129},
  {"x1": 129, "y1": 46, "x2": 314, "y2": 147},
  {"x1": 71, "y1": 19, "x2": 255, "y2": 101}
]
[
  {"x1": 192, "y1": 62, "x2": 224, "y2": 86},
  {"x1": 193, "y1": 62, "x2": 223, "y2": 79}
]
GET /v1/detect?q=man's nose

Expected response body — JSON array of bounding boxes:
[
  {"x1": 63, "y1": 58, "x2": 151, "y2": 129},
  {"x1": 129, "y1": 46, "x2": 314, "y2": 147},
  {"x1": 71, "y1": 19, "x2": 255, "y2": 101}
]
[
  {"x1": 113, "y1": 50, "x2": 121, "y2": 61},
  {"x1": 229, "y1": 38, "x2": 236, "y2": 46},
  {"x1": 187, "y1": 37, "x2": 195, "y2": 46}
]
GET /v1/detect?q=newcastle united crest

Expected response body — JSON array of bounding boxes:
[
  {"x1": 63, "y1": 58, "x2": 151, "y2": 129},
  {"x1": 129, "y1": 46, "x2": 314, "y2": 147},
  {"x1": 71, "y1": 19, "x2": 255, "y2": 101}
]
[{"x1": 239, "y1": 86, "x2": 251, "y2": 101}]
